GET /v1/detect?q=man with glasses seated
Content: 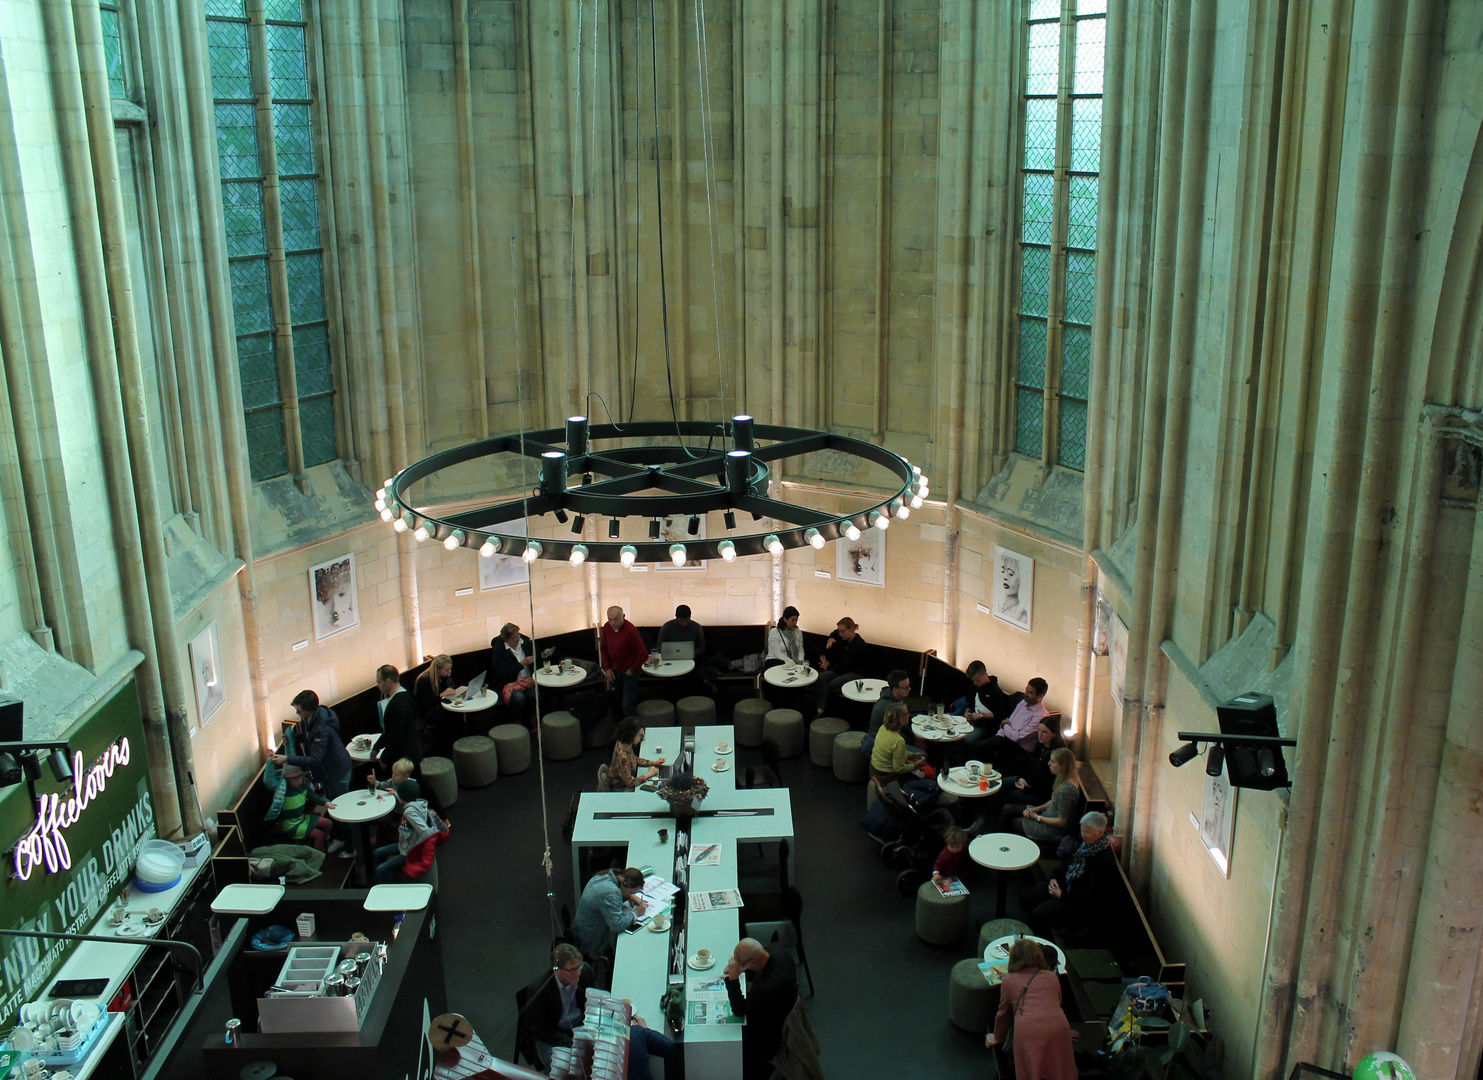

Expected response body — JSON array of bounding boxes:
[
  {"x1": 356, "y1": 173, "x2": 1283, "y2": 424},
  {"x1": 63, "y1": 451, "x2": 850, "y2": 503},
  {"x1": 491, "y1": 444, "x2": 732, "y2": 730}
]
[
  {"x1": 863, "y1": 669, "x2": 914, "y2": 757},
  {"x1": 526, "y1": 943, "x2": 596, "y2": 1067}
]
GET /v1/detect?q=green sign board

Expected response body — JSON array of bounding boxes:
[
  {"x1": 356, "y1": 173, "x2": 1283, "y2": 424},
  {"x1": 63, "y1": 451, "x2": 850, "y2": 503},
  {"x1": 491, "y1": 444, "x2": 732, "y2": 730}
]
[{"x1": 0, "y1": 680, "x2": 158, "y2": 1022}]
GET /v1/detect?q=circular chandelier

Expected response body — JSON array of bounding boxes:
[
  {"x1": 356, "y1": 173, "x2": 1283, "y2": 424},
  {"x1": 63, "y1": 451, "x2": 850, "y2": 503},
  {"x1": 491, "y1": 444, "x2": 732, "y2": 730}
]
[{"x1": 373, "y1": 417, "x2": 930, "y2": 565}]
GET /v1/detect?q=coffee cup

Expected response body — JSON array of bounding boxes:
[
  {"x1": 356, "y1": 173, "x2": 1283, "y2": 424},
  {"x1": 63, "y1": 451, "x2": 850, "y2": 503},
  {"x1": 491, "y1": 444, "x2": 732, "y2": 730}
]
[
  {"x1": 978, "y1": 776, "x2": 989, "y2": 792},
  {"x1": 651, "y1": 915, "x2": 670, "y2": 930},
  {"x1": 716, "y1": 758, "x2": 726, "y2": 769},
  {"x1": 658, "y1": 828, "x2": 669, "y2": 844},
  {"x1": 717, "y1": 741, "x2": 729, "y2": 752},
  {"x1": 696, "y1": 949, "x2": 712, "y2": 964}
]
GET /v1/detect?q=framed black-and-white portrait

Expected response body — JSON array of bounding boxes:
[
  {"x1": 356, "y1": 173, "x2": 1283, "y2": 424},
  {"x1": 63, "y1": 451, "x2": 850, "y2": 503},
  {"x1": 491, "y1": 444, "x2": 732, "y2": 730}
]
[
  {"x1": 992, "y1": 547, "x2": 1033, "y2": 631},
  {"x1": 1109, "y1": 614, "x2": 1129, "y2": 707},
  {"x1": 837, "y1": 527, "x2": 885, "y2": 587},
  {"x1": 658, "y1": 515, "x2": 706, "y2": 571},
  {"x1": 480, "y1": 516, "x2": 530, "y2": 591},
  {"x1": 189, "y1": 621, "x2": 225, "y2": 725},
  {"x1": 309, "y1": 553, "x2": 359, "y2": 641},
  {"x1": 1200, "y1": 768, "x2": 1237, "y2": 877}
]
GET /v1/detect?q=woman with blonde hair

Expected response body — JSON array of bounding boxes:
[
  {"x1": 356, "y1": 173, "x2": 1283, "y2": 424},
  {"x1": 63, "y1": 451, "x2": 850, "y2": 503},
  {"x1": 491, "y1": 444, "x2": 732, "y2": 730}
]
[
  {"x1": 413, "y1": 654, "x2": 463, "y2": 755},
  {"x1": 986, "y1": 938, "x2": 1076, "y2": 1080},
  {"x1": 1001, "y1": 746, "x2": 1082, "y2": 844}
]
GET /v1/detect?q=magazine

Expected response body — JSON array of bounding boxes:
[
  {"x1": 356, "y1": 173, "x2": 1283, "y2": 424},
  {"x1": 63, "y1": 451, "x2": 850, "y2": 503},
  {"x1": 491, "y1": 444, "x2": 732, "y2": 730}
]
[{"x1": 934, "y1": 875, "x2": 969, "y2": 897}]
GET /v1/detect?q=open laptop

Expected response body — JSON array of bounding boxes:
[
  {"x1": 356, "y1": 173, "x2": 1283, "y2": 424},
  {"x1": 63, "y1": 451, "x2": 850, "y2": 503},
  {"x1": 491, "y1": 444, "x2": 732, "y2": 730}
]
[
  {"x1": 660, "y1": 641, "x2": 695, "y2": 661},
  {"x1": 464, "y1": 670, "x2": 487, "y2": 698}
]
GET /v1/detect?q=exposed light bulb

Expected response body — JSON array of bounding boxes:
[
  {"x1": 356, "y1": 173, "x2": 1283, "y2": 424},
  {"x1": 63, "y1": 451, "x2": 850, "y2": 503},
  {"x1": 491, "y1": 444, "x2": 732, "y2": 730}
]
[
  {"x1": 911, "y1": 465, "x2": 921, "y2": 476},
  {"x1": 874, "y1": 511, "x2": 890, "y2": 530},
  {"x1": 383, "y1": 477, "x2": 395, "y2": 490},
  {"x1": 413, "y1": 522, "x2": 430, "y2": 542},
  {"x1": 380, "y1": 507, "x2": 394, "y2": 522},
  {"x1": 911, "y1": 495, "x2": 924, "y2": 509},
  {"x1": 522, "y1": 540, "x2": 543, "y2": 562},
  {"x1": 444, "y1": 529, "x2": 465, "y2": 550},
  {"x1": 765, "y1": 534, "x2": 784, "y2": 556},
  {"x1": 718, "y1": 539, "x2": 737, "y2": 562},
  {"x1": 619, "y1": 545, "x2": 638, "y2": 568},
  {"x1": 918, "y1": 473, "x2": 930, "y2": 486},
  {"x1": 570, "y1": 543, "x2": 588, "y2": 566},
  {"x1": 919, "y1": 484, "x2": 930, "y2": 499},
  {"x1": 479, "y1": 539, "x2": 496, "y2": 557},
  {"x1": 374, "y1": 497, "x2": 386, "y2": 511},
  {"x1": 805, "y1": 528, "x2": 824, "y2": 549},
  {"x1": 845, "y1": 523, "x2": 862, "y2": 542},
  {"x1": 895, "y1": 501, "x2": 910, "y2": 520},
  {"x1": 394, "y1": 513, "x2": 412, "y2": 533},
  {"x1": 670, "y1": 543, "x2": 687, "y2": 567}
]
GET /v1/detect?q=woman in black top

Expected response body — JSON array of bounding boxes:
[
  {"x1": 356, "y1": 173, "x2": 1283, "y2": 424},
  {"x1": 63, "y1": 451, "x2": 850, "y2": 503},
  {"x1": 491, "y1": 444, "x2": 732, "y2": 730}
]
[
  {"x1": 413, "y1": 654, "x2": 459, "y2": 754},
  {"x1": 966, "y1": 721, "x2": 1064, "y2": 835}
]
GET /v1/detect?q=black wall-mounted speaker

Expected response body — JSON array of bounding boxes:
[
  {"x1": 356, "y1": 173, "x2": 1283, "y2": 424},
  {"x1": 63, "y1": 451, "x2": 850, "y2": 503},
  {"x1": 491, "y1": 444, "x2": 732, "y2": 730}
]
[{"x1": 0, "y1": 695, "x2": 22, "y2": 743}]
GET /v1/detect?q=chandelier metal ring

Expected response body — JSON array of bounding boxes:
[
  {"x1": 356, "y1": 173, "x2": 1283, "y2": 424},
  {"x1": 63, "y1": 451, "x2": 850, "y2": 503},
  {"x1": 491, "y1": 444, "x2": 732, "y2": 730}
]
[{"x1": 375, "y1": 420, "x2": 929, "y2": 564}]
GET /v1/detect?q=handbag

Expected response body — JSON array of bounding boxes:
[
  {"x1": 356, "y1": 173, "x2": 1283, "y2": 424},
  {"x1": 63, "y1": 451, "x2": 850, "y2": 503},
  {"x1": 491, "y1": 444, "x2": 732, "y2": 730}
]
[
  {"x1": 1126, "y1": 976, "x2": 1170, "y2": 1016},
  {"x1": 1003, "y1": 968, "x2": 1042, "y2": 1055},
  {"x1": 501, "y1": 676, "x2": 535, "y2": 705}
]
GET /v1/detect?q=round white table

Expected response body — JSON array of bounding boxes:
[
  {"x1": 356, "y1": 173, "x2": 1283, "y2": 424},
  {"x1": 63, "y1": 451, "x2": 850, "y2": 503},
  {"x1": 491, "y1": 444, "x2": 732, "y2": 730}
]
[
  {"x1": 938, "y1": 765, "x2": 1003, "y2": 799},
  {"x1": 441, "y1": 689, "x2": 500, "y2": 715},
  {"x1": 346, "y1": 735, "x2": 381, "y2": 764},
  {"x1": 329, "y1": 789, "x2": 397, "y2": 885},
  {"x1": 641, "y1": 659, "x2": 694, "y2": 678},
  {"x1": 841, "y1": 677, "x2": 888, "y2": 703},
  {"x1": 915, "y1": 715, "x2": 973, "y2": 744},
  {"x1": 762, "y1": 664, "x2": 817, "y2": 688},
  {"x1": 970, "y1": 832, "x2": 1043, "y2": 917},
  {"x1": 983, "y1": 933, "x2": 1067, "y2": 973},
  {"x1": 535, "y1": 665, "x2": 588, "y2": 689}
]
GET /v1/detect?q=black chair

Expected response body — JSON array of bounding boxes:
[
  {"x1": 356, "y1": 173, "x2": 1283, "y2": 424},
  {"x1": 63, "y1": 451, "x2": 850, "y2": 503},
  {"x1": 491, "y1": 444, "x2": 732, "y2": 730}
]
[
  {"x1": 755, "y1": 888, "x2": 813, "y2": 997},
  {"x1": 739, "y1": 838, "x2": 791, "y2": 927},
  {"x1": 743, "y1": 736, "x2": 783, "y2": 789}
]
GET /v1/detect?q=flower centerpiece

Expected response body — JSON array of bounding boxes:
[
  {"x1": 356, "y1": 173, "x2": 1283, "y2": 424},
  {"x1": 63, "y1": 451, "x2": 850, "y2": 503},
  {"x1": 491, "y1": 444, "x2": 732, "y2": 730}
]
[{"x1": 656, "y1": 771, "x2": 709, "y2": 819}]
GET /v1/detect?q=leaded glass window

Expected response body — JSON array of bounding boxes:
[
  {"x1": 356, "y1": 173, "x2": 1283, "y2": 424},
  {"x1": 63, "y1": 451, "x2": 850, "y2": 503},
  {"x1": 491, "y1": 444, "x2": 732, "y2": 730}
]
[
  {"x1": 99, "y1": 2, "x2": 128, "y2": 99},
  {"x1": 1014, "y1": 0, "x2": 1105, "y2": 471},
  {"x1": 206, "y1": 0, "x2": 336, "y2": 482}
]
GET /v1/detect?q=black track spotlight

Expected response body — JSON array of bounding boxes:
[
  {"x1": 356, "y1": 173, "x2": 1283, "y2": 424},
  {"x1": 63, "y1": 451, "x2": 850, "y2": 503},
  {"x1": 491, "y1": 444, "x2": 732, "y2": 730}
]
[
  {"x1": 1168, "y1": 741, "x2": 1199, "y2": 768},
  {"x1": 724, "y1": 511, "x2": 737, "y2": 531},
  {"x1": 555, "y1": 508, "x2": 569, "y2": 524},
  {"x1": 609, "y1": 519, "x2": 621, "y2": 539},
  {"x1": 687, "y1": 516, "x2": 700, "y2": 537},
  {"x1": 649, "y1": 519, "x2": 661, "y2": 540},
  {"x1": 1205, "y1": 744, "x2": 1225, "y2": 778},
  {"x1": 1257, "y1": 747, "x2": 1276, "y2": 777},
  {"x1": 47, "y1": 749, "x2": 72, "y2": 783},
  {"x1": 0, "y1": 753, "x2": 19, "y2": 787},
  {"x1": 21, "y1": 752, "x2": 42, "y2": 782},
  {"x1": 571, "y1": 515, "x2": 585, "y2": 534}
]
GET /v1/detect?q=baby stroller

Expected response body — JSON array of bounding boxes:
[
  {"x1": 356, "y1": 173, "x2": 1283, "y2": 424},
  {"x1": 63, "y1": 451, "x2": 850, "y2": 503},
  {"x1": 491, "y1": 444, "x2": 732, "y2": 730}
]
[{"x1": 866, "y1": 779, "x2": 955, "y2": 896}]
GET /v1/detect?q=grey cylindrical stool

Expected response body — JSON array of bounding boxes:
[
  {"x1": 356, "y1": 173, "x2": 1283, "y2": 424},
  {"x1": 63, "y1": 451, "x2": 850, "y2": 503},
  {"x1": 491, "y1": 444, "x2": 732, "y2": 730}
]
[
  {"x1": 419, "y1": 756, "x2": 458, "y2": 810},
  {"x1": 866, "y1": 779, "x2": 879, "y2": 809},
  {"x1": 915, "y1": 879, "x2": 969, "y2": 945},
  {"x1": 832, "y1": 730, "x2": 869, "y2": 783},
  {"x1": 452, "y1": 736, "x2": 499, "y2": 788},
  {"x1": 978, "y1": 917, "x2": 1032, "y2": 956},
  {"x1": 809, "y1": 717, "x2": 849, "y2": 767},
  {"x1": 540, "y1": 711, "x2": 584, "y2": 761},
  {"x1": 676, "y1": 696, "x2": 717, "y2": 728},
  {"x1": 949, "y1": 958, "x2": 996, "y2": 1032},
  {"x1": 489, "y1": 724, "x2": 532, "y2": 774},
  {"x1": 584, "y1": 715, "x2": 617, "y2": 750},
  {"x1": 636, "y1": 699, "x2": 675, "y2": 725},
  {"x1": 733, "y1": 697, "x2": 772, "y2": 747},
  {"x1": 763, "y1": 709, "x2": 805, "y2": 757}
]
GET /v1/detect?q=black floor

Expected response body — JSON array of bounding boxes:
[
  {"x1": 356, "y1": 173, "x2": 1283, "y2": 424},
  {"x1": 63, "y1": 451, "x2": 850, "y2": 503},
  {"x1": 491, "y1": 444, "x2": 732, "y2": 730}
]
[{"x1": 435, "y1": 697, "x2": 1018, "y2": 1078}]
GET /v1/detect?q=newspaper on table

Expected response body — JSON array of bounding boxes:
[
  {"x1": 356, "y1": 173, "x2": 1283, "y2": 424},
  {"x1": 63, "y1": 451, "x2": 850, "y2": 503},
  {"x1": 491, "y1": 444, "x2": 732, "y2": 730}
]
[
  {"x1": 688, "y1": 843, "x2": 722, "y2": 866},
  {"x1": 688, "y1": 888, "x2": 744, "y2": 912},
  {"x1": 687, "y1": 973, "x2": 745, "y2": 1026}
]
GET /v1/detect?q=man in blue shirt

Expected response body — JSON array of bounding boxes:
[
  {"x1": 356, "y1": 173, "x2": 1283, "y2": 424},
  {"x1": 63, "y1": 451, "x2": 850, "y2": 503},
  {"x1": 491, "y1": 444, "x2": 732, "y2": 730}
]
[
  {"x1": 626, "y1": 1016, "x2": 676, "y2": 1080},
  {"x1": 571, "y1": 867, "x2": 648, "y2": 959}
]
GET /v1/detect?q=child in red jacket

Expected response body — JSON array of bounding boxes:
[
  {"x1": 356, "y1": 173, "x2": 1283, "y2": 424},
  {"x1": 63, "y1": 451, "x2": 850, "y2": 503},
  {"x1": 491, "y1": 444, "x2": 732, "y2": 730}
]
[
  {"x1": 932, "y1": 826, "x2": 969, "y2": 883},
  {"x1": 373, "y1": 779, "x2": 450, "y2": 883}
]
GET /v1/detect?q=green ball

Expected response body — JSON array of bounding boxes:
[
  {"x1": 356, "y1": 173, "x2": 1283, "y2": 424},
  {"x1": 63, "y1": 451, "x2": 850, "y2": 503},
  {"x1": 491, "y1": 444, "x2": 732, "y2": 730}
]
[{"x1": 1354, "y1": 1053, "x2": 1415, "y2": 1080}]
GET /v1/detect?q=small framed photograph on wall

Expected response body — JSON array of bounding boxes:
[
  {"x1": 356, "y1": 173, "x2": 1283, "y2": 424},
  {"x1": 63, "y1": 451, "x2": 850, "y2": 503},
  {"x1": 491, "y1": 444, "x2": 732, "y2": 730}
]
[
  {"x1": 309, "y1": 553, "x2": 359, "y2": 641},
  {"x1": 481, "y1": 518, "x2": 531, "y2": 591},
  {"x1": 837, "y1": 526, "x2": 885, "y2": 587},
  {"x1": 1200, "y1": 769, "x2": 1237, "y2": 877},
  {"x1": 658, "y1": 514, "x2": 706, "y2": 571},
  {"x1": 991, "y1": 546, "x2": 1034, "y2": 632},
  {"x1": 188, "y1": 621, "x2": 225, "y2": 725}
]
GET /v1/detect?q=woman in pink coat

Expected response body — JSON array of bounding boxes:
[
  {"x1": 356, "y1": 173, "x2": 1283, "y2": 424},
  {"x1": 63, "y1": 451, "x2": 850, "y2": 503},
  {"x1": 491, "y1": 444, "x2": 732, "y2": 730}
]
[{"x1": 986, "y1": 939, "x2": 1077, "y2": 1080}]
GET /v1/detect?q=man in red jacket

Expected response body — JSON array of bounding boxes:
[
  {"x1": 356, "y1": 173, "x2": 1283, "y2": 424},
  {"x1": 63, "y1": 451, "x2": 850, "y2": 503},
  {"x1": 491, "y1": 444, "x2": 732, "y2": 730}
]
[{"x1": 600, "y1": 606, "x2": 648, "y2": 719}]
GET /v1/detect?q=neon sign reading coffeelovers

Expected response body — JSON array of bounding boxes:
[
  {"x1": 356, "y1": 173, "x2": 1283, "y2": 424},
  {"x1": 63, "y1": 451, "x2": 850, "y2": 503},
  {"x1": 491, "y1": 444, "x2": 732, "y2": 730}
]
[{"x1": 11, "y1": 737, "x2": 131, "y2": 881}]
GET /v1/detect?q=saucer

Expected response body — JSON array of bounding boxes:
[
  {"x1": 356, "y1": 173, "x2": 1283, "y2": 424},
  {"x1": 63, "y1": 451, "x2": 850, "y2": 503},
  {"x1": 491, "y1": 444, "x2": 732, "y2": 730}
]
[
  {"x1": 714, "y1": 744, "x2": 732, "y2": 754},
  {"x1": 647, "y1": 920, "x2": 671, "y2": 933},
  {"x1": 687, "y1": 955, "x2": 716, "y2": 970},
  {"x1": 711, "y1": 760, "x2": 731, "y2": 772}
]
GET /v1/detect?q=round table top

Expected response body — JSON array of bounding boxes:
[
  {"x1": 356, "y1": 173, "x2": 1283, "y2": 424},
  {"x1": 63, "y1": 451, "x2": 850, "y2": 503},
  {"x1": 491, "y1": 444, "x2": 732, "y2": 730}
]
[
  {"x1": 329, "y1": 788, "x2": 396, "y2": 824},
  {"x1": 442, "y1": 689, "x2": 500, "y2": 713},
  {"x1": 841, "y1": 678, "x2": 889, "y2": 703},
  {"x1": 969, "y1": 832, "x2": 1042, "y2": 872},
  {"x1": 345, "y1": 735, "x2": 381, "y2": 763},
  {"x1": 641, "y1": 659, "x2": 694, "y2": 678},
  {"x1": 914, "y1": 714, "x2": 974, "y2": 743},
  {"x1": 535, "y1": 665, "x2": 588, "y2": 688},
  {"x1": 983, "y1": 934, "x2": 1067, "y2": 973},
  {"x1": 763, "y1": 664, "x2": 817, "y2": 687},
  {"x1": 939, "y1": 765, "x2": 1003, "y2": 798}
]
